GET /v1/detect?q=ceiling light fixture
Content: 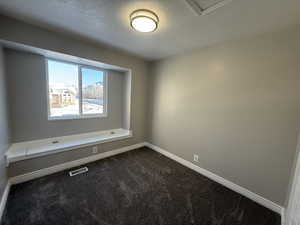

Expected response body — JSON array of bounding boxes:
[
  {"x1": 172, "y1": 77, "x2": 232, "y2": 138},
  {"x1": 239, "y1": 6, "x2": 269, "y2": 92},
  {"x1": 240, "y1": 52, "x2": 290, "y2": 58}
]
[{"x1": 130, "y1": 9, "x2": 159, "y2": 33}]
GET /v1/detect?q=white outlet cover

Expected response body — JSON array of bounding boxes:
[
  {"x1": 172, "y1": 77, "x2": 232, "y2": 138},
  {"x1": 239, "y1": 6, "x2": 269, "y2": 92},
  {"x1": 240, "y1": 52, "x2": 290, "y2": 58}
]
[
  {"x1": 194, "y1": 154, "x2": 199, "y2": 162},
  {"x1": 92, "y1": 146, "x2": 98, "y2": 153}
]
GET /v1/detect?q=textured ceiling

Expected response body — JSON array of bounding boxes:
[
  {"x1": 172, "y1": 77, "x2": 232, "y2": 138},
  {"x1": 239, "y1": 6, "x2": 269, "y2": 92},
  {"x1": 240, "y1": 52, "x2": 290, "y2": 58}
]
[{"x1": 0, "y1": 0, "x2": 300, "y2": 60}]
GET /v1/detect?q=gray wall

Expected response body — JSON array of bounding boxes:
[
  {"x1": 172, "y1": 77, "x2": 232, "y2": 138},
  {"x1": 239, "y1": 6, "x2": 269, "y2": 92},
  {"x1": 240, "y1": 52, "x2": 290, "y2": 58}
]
[
  {"x1": 0, "y1": 45, "x2": 10, "y2": 198},
  {"x1": 0, "y1": 15, "x2": 148, "y2": 175},
  {"x1": 5, "y1": 49, "x2": 125, "y2": 142},
  {"x1": 0, "y1": 15, "x2": 148, "y2": 145},
  {"x1": 148, "y1": 27, "x2": 300, "y2": 206}
]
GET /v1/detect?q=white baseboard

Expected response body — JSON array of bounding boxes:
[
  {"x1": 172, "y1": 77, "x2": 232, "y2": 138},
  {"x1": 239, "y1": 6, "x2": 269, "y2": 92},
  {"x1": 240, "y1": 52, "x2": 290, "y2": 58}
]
[
  {"x1": 281, "y1": 208, "x2": 285, "y2": 225},
  {"x1": 5, "y1": 141, "x2": 285, "y2": 224},
  {"x1": 145, "y1": 142, "x2": 284, "y2": 215},
  {"x1": 0, "y1": 181, "x2": 11, "y2": 222},
  {"x1": 9, "y1": 142, "x2": 146, "y2": 185}
]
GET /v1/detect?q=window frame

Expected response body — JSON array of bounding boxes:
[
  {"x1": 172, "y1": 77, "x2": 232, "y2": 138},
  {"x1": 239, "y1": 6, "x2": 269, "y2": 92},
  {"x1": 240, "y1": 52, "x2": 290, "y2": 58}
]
[{"x1": 46, "y1": 58, "x2": 108, "y2": 121}]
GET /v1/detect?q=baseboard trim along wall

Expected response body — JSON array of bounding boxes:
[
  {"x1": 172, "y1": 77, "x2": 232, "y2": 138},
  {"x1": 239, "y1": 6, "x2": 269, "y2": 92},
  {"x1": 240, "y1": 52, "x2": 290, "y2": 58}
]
[
  {"x1": 9, "y1": 142, "x2": 146, "y2": 185},
  {"x1": 3, "y1": 142, "x2": 285, "y2": 224},
  {"x1": 0, "y1": 181, "x2": 11, "y2": 222},
  {"x1": 0, "y1": 142, "x2": 146, "y2": 222},
  {"x1": 145, "y1": 142, "x2": 285, "y2": 216}
]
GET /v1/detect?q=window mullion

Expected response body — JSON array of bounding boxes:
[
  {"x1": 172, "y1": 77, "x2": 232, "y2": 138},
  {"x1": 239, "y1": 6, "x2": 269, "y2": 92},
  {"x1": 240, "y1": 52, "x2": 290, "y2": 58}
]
[{"x1": 78, "y1": 65, "x2": 83, "y2": 116}]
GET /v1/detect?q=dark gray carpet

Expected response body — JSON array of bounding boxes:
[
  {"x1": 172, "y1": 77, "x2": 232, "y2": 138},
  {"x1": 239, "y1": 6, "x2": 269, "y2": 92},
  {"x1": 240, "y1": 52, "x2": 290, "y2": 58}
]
[{"x1": 1, "y1": 147, "x2": 280, "y2": 225}]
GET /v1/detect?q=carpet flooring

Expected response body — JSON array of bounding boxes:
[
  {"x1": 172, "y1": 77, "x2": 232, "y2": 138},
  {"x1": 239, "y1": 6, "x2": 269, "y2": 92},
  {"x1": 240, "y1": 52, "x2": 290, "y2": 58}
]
[{"x1": 1, "y1": 147, "x2": 281, "y2": 225}]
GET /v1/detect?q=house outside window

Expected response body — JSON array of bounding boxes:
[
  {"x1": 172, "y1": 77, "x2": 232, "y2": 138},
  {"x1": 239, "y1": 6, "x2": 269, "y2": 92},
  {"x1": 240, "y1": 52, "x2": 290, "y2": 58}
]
[{"x1": 47, "y1": 59, "x2": 107, "y2": 120}]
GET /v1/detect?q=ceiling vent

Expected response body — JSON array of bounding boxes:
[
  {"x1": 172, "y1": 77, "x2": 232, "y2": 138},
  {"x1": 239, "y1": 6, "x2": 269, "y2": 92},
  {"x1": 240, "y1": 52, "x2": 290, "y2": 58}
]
[{"x1": 184, "y1": 0, "x2": 233, "y2": 16}]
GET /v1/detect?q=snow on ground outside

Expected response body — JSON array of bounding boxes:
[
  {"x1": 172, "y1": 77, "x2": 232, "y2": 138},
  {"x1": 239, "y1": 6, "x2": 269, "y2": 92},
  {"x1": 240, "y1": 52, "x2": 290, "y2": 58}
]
[{"x1": 50, "y1": 99, "x2": 103, "y2": 117}]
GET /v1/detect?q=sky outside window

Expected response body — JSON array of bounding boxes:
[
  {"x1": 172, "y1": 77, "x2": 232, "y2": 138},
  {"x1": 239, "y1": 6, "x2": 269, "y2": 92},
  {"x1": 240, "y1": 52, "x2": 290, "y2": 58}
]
[
  {"x1": 82, "y1": 68, "x2": 104, "y2": 87},
  {"x1": 48, "y1": 60, "x2": 78, "y2": 87}
]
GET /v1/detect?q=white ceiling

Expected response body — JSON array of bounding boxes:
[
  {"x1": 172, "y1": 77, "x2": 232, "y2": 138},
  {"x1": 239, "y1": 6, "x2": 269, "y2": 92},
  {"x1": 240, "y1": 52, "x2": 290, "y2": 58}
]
[{"x1": 0, "y1": 0, "x2": 300, "y2": 60}]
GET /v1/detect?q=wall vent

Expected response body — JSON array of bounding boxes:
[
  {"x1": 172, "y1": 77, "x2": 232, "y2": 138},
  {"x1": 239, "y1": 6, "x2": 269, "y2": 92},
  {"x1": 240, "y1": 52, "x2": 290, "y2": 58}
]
[{"x1": 69, "y1": 167, "x2": 88, "y2": 177}]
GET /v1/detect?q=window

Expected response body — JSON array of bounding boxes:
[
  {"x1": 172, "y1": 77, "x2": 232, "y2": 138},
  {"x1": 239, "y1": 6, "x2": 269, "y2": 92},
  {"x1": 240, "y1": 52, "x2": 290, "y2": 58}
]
[
  {"x1": 81, "y1": 68, "x2": 105, "y2": 115},
  {"x1": 47, "y1": 59, "x2": 107, "y2": 120}
]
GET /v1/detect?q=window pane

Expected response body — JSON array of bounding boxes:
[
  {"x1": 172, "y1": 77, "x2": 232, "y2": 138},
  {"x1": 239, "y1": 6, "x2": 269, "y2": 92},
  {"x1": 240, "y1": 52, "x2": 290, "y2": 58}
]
[
  {"x1": 48, "y1": 60, "x2": 79, "y2": 117},
  {"x1": 82, "y1": 68, "x2": 104, "y2": 115}
]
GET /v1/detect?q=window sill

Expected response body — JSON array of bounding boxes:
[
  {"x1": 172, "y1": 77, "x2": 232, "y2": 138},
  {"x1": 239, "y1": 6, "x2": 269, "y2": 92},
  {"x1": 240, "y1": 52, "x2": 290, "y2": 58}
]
[
  {"x1": 5, "y1": 128, "x2": 132, "y2": 165},
  {"x1": 48, "y1": 113, "x2": 107, "y2": 121}
]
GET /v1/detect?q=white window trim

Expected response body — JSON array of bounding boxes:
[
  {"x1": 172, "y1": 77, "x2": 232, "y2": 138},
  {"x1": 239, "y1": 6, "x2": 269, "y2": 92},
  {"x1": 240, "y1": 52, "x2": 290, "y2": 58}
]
[{"x1": 45, "y1": 58, "x2": 108, "y2": 121}]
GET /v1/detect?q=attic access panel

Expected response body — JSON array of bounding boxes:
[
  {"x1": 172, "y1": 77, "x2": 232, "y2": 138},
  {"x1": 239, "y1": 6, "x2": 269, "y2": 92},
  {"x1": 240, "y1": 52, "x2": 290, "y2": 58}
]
[
  {"x1": 184, "y1": 0, "x2": 233, "y2": 15},
  {"x1": 197, "y1": 0, "x2": 226, "y2": 10}
]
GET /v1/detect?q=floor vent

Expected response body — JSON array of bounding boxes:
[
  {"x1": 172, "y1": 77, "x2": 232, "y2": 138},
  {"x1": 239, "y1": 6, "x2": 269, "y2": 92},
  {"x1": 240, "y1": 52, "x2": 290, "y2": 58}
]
[{"x1": 69, "y1": 167, "x2": 88, "y2": 177}]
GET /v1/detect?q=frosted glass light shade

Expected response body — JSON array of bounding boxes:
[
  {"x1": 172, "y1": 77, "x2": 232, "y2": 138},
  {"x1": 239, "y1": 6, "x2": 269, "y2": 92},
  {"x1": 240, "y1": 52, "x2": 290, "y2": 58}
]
[{"x1": 130, "y1": 9, "x2": 159, "y2": 33}]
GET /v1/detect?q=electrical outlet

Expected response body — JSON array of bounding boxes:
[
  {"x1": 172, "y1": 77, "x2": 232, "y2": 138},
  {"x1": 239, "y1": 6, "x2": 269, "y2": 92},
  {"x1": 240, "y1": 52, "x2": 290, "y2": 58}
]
[
  {"x1": 92, "y1": 146, "x2": 98, "y2": 154},
  {"x1": 193, "y1": 154, "x2": 199, "y2": 162}
]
